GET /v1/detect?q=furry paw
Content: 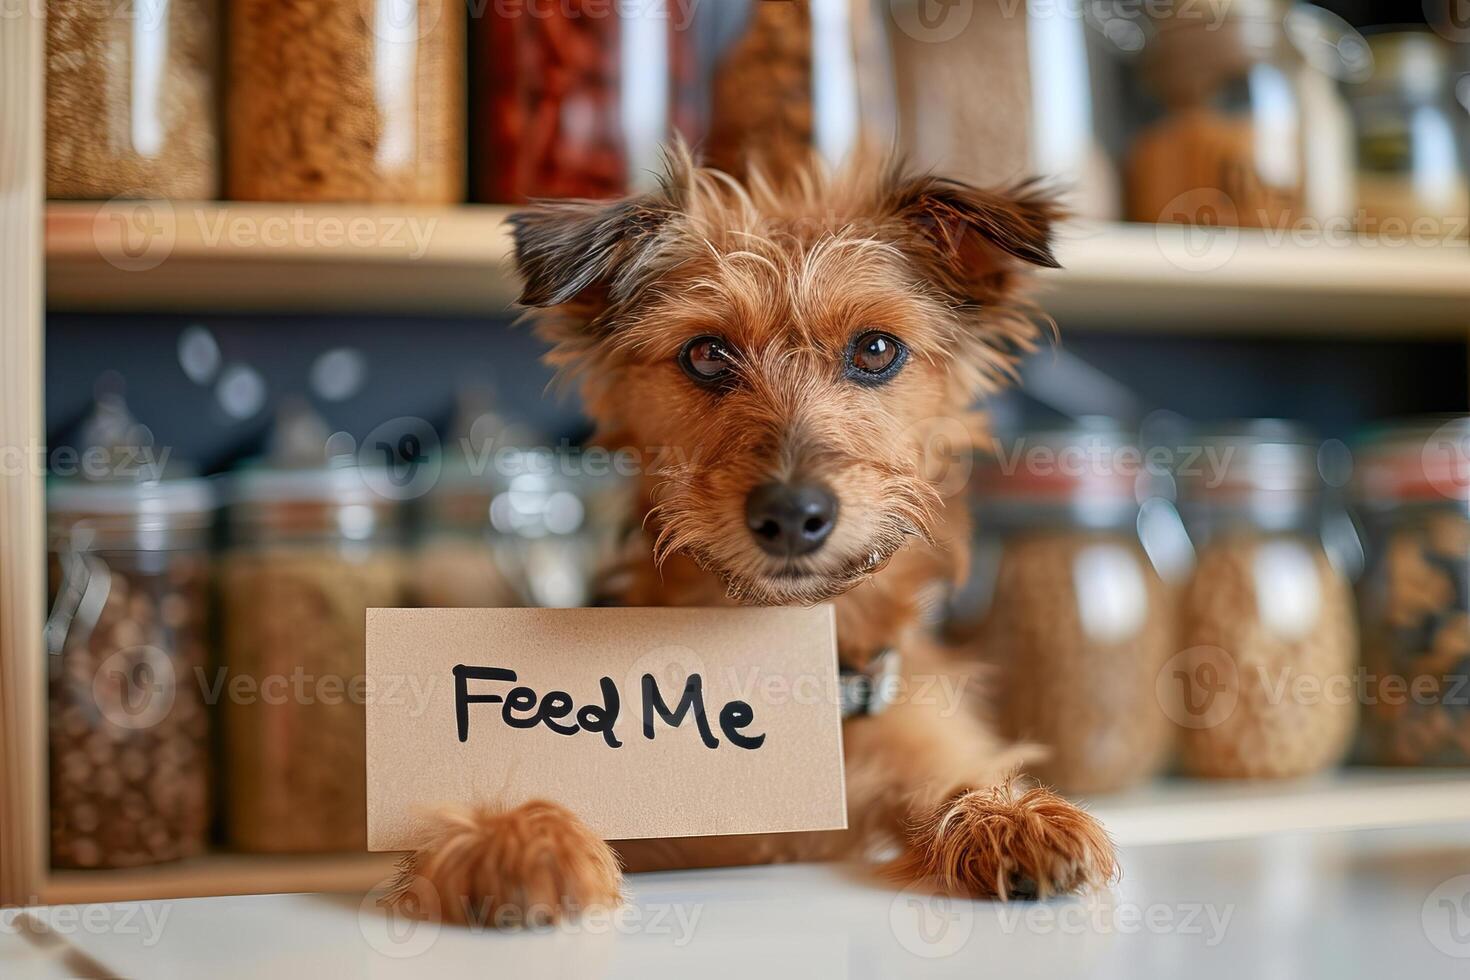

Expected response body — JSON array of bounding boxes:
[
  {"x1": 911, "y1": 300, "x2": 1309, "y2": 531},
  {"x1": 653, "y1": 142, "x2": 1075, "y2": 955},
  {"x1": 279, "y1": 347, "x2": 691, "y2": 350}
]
[
  {"x1": 387, "y1": 799, "x2": 623, "y2": 927},
  {"x1": 889, "y1": 782, "x2": 1118, "y2": 901}
]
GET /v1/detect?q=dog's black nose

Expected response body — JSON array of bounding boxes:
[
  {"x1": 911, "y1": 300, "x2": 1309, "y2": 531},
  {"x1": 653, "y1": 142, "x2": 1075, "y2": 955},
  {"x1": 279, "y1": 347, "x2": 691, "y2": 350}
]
[{"x1": 745, "y1": 482, "x2": 837, "y2": 557}]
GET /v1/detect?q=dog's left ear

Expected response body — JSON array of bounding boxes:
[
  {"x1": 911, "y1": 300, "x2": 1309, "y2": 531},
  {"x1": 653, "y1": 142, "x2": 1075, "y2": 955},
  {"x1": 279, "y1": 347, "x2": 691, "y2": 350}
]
[
  {"x1": 886, "y1": 175, "x2": 1062, "y2": 306},
  {"x1": 509, "y1": 189, "x2": 678, "y2": 312}
]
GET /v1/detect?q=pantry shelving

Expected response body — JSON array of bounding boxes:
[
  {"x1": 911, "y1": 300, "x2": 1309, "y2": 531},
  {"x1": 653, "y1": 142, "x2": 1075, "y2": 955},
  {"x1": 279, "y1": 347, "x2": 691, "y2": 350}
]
[
  {"x1": 30, "y1": 768, "x2": 1470, "y2": 904},
  {"x1": 46, "y1": 201, "x2": 1470, "y2": 335},
  {"x1": 7, "y1": 0, "x2": 1470, "y2": 908}
]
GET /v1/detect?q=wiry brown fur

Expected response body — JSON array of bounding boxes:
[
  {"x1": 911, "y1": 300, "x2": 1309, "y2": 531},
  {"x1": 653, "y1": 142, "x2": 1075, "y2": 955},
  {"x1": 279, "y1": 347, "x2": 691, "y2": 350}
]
[{"x1": 394, "y1": 147, "x2": 1117, "y2": 924}]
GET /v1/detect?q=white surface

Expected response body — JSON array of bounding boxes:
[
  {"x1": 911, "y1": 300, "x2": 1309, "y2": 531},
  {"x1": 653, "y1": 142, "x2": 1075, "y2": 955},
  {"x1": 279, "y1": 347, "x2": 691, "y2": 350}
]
[
  {"x1": 1087, "y1": 770, "x2": 1470, "y2": 847},
  {"x1": 10, "y1": 823, "x2": 1470, "y2": 978}
]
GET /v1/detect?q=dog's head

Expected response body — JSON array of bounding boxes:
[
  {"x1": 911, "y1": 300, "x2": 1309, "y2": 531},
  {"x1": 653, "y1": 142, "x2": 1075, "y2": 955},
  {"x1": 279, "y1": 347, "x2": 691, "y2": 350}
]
[{"x1": 511, "y1": 150, "x2": 1060, "y2": 604}]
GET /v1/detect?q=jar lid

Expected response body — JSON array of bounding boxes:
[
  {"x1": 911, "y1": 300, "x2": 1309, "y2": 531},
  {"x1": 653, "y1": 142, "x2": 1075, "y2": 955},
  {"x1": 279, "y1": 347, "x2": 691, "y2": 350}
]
[
  {"x1": 223, "y1": 462, "x2": 391, "y2": 507},
  {"x1": 488, "y1": 448, "x2": 631, "y2": 538},
  {"x1": 1355, "y1": 416, "x2": 1470, "y2": 505},
  {"x1": 47, "y1": 477, "x2": 216, "y2": 546},
  {"x1": 973, "y1": 421, "x2": 1152, "y2": 528},
  {"x1": 1176, "y1": 421, "x2": 1322, "y2": 500},
  {"x1": 977, "y1": 425, "x2": 1143, "y2": 498},
  {"x1": 48, "y1": 475, "x2": 213, "y2": 515},
  {"x1": 1139, "y1": 0, "x2": 1290, "y2": 102},
  {"x1": 1360, "y1": 31, "x2": 1452, "y2": 102}
]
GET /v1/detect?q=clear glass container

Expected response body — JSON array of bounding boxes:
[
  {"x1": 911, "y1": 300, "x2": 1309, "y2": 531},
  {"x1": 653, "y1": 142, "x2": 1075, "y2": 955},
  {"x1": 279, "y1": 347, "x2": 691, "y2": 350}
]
[
  {"x1": 220, "y1": 464, "x2": 404, "y2": 852},
  {"x1": 1354, "y1": 418, "x2": 1470, "y2": 765},
  {"x1": 411, "y1": 459, "x2": 520, "y2": 609},
  {"x1": 964, "y1": 425, "x2": 1176, "y2": 795},
  {"x1": 1028, "y1": 0, "x2": 1124, "y2": 220},
  {"x1": 1174, "y1": 423, "x2": 1358, "y2": 778},
  {"x1": 46, "y1": 0, "x2": 219, "y2": 198},
  {"x1": 695, "y1": 0, "x2": 895, "y2": 179},
  {"x1": 46, "y1": 478, "x2": 214, "y2": 868},
  {"x1": 473, "y1": 1, "x2": 693, "y2": 201},
  {"x1": 228, "y1": 0, "x2": 465, "y2": 203},
  {"x1": 1347, "y1": 31, "x2": 1469, "y2": 240},
  {"x1": 1126, "y1": 0, "x2": 1306, "y2": 228}
]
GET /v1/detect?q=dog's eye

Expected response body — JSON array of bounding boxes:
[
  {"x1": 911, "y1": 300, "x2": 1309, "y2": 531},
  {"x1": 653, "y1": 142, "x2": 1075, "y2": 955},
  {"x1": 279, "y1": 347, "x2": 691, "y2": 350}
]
[
  {"x1": 849, "y1": 331, "x2": 905, "y2": 381},
  {"x1": 679, "y1": 335, "x2": 735, "y2": 384}
]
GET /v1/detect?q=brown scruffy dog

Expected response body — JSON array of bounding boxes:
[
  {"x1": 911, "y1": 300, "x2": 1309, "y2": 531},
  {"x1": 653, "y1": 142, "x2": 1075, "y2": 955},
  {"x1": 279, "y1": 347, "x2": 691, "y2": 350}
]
[{"x1": 396, "y1": 149, "x2": 1118, "y2": 925}]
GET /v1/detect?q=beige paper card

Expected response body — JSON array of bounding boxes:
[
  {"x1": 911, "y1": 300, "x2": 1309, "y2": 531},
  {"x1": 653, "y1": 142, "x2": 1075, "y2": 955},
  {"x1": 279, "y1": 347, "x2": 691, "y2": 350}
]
[{"x1": 366, "y1": 606, "x2": 846, "y2": 849}]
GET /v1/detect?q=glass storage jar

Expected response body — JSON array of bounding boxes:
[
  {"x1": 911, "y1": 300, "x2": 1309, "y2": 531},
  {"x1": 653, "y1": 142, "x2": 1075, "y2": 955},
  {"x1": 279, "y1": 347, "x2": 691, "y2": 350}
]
[
  {"x1": 473, "y1": 0, "x2": 694, "y2": 201},
  {"x1": 46, "y1": 0, "x2": 219, "y2": 198},
  {"x1": 228, "y1": 0, "x2": 465, "y2": 203},
  {"x1": 695, "y1": 0, "x2": 895, "y2": 179},
  {"x1": 1354, "y1": 419, "x2": 1470, "y2": 765},
  {"x1": 220, "y1": 464, "x2": 404, "y2": 852},
  {"x1": 1347, "y1": 32, "x2": 1469, "y2": 240},
  {"x1": 483, "y1": 449, "x2": 633, "y2": 608},
  {"x1": 46, "y1": 477, "x2": 214, "y2": 868},
  {"x1": 411, "y1": 458, "x2": 520, "y2": 608},
  {"x1": 1174, "y1": 423, "x2": 1358, "y2": 778},
  {"x1": 965, "y1": 425, "x2": 1176, "y2": 795},
  {"x1": 1126, "y1": 0, "x2": 1307, "y2": 228}
]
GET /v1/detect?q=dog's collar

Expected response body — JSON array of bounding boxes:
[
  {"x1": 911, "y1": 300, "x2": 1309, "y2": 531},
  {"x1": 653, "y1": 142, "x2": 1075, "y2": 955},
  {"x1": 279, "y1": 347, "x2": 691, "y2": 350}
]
[{"x1": 839, "y1": 648, "x2": 900, "y2": 719}]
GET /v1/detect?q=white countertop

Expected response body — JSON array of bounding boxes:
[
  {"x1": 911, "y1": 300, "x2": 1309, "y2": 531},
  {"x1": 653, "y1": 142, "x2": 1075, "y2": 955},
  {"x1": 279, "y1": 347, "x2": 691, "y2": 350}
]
[{"x1": 7, "y1": 823, "x2": 1470, "y2": 979}]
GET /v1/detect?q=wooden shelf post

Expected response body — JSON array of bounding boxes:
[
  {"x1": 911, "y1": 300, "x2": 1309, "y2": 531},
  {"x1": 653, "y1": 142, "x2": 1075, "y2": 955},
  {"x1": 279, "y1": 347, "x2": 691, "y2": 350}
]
[{"x1": 0, "y1": 1, "x2": 48, "y2": 907}]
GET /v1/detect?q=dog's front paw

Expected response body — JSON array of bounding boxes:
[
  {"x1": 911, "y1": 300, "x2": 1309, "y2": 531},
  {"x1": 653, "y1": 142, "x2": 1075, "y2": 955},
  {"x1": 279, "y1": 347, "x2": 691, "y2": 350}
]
[
  {"x1": 890, "y1": 782, "x2": 1118, "y2": 901},
  {"x1": 388, "y1": 799, "x2": 623, "y2": 927}
]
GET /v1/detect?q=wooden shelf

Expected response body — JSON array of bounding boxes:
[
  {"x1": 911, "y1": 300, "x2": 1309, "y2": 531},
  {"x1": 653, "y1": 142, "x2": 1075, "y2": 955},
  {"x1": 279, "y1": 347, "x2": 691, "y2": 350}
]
[
  {"x1": 35, "y1": 769, "x2": 1470, "y2": 903},
  {"x1": 46, "y1": 201, "x2": 520, "y2": 316},
  {"x1": 41, "y1": 851, "x2": 402, "y2": 905},
  {"x1": 1044, "y1": 221, "x2": 1470, "y2": 336},
  {"x1": 46, "y1": 202, "x2": 1470, "y2": 335}
]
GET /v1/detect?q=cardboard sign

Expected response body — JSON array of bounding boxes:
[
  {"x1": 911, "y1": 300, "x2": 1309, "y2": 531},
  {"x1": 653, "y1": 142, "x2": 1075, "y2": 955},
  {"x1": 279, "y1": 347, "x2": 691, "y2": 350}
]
[{"x1": 365, "y1": 606, "x2": 846, "y2": 849}]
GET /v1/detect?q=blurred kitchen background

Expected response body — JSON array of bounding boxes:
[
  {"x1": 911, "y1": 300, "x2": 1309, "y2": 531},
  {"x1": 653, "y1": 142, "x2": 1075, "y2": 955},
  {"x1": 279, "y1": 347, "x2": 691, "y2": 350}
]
[{"x1": 34, "y1": 0, "x2": 1470, "y2": 886}]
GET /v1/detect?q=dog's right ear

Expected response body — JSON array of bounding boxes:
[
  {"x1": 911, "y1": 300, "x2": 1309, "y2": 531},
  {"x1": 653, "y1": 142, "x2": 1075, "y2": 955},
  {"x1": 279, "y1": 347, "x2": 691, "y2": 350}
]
[{"x1": 509, "y1": 190, "x2": 678, "y2": 311}]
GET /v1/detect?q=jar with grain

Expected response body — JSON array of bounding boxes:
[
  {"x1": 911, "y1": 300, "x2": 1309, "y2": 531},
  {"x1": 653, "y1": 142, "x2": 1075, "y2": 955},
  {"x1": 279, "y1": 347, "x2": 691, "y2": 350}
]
[
  {"x1": 1354, "y1": 419, "x2": 1470, "y2": 765},
  {"x1": 1347, "y1": 32, "x2": 1469, "y2": 240},
  {"x1": 228, "y1": 0, "x2": 464, "y2": 203},
  {"x1": 965, "y1": 426, "x2": 1177, "y2": 795},
  {"x1": 480, "y1": 449, "x2": 633, "y2": 608},
  {"x1": 46, "y1": 478, "x2": 214, "y2": 869},
  {"x1": 220, "y1": 465, "x2": 404, "y2": 852},
  {"x1": 473, "y1": 1, "x2": 694, "y2": 201},
  {"x1": 412, "y1": 458, "x2": 520, "y2": 609},
  {"x1": 695, "y1": 0, "x2": 895, "y2": 180},
  {"x1": 1126, "y1": 0, "x2": 1308, "y2": 228},
  {"x1": 1174, "y1": 424, "x2": 1358, "y2": 779},
  {"x1": 46, "y1": 0, "x2": 219, "y2": 198}
]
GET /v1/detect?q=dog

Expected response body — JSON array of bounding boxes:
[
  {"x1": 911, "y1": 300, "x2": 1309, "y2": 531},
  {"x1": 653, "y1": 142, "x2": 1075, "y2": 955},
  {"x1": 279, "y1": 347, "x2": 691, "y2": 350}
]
[{"x1": 393, "y1": 148, "x2": 1118, "y2": 926}]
